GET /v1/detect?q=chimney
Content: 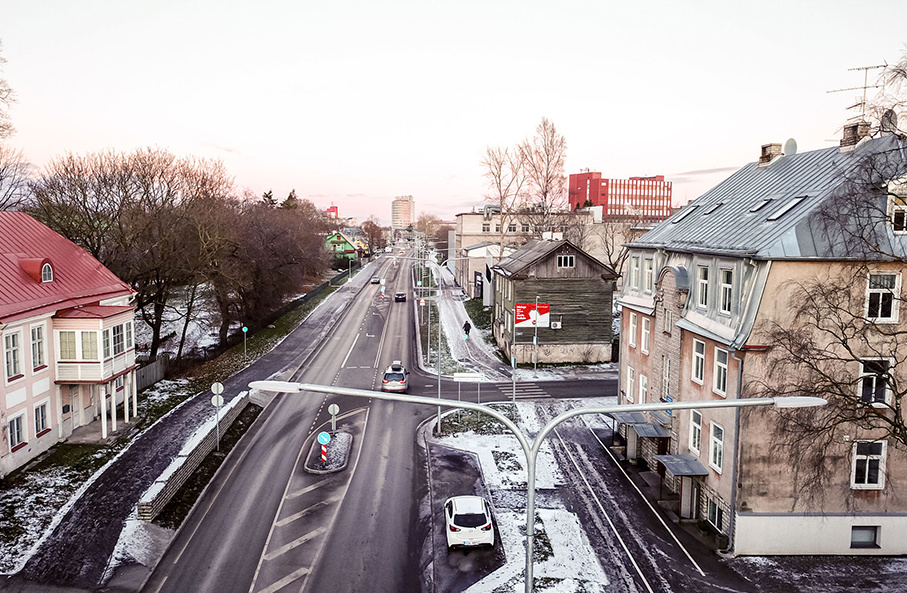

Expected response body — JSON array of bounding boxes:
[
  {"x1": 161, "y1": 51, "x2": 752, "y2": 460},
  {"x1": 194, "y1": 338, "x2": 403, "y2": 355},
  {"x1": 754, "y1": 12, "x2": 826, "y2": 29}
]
[
  {"x1": 840, "y1": 121, "x2": 870, "y2": 147},
  {"x1": 759, "y1": 143, "x2": 782, "y2": 164}
]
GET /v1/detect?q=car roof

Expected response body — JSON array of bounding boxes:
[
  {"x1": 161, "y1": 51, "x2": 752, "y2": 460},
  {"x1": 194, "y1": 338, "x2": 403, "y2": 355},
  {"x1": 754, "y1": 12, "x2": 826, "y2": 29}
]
[{"x1": 448, "y1": 495, "x2": 487, "y2": 514}]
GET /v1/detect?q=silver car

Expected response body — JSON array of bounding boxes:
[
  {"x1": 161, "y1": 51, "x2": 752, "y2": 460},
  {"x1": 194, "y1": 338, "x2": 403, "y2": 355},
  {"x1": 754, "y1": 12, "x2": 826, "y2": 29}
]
[{"x1": 381, "y1": 361, "x2": 409, "y2": 392}]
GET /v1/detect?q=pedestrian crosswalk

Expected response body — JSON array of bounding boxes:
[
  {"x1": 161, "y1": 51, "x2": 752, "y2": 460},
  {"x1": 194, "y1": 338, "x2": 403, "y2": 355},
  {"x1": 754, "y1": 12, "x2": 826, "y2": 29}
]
[{"x1": 494, "y1": 382, "x2": 549, "y2": 399}]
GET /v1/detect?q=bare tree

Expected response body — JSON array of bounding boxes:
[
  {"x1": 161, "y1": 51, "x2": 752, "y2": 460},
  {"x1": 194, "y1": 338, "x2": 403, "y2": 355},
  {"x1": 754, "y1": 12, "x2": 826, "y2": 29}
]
[
  {"x1": 481, "y1": 145, "x2": 526, "y2": 259},
  {"x1": 0, "y1": 144, "x2": 31, "y2": 210},
  {"x1": 518, "y1": 117, "x2": 568, "y2": 236},
  {"x1": 748, "y1": 55, "x2": 907, "y2": 503},
  {"x1": 361, "y1": 216, "x2": 385, "y2": 254},
  {"x1": 415, "y1": 212, "x2": 441, "y2": 239},
  {"x1": 0, "y1": 41, "x2": 14, "y2": 140}
]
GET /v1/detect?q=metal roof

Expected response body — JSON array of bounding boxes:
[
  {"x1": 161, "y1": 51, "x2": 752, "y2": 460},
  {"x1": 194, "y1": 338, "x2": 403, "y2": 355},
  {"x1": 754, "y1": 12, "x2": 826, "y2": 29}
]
[
  {"x1": 493, "y1": 239, "x2": 615, "y2": 276},
  {"x1": 632, "y1": 423, "x2": 671, "y2": 438},
  {"x1": 653, "y1": 454, "x2": 709, "y2": 476},
  {"x1": 0, "y1": 212, "x2": 134, "y2": 323},
  {"x1": 631, "y1": 136, "x2": 907, "y2": 260}
]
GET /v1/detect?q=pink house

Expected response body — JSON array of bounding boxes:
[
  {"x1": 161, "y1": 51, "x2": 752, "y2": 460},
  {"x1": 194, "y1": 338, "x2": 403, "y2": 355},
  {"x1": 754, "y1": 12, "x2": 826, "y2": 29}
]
[{"x1": 1, "y1": 212, "x2": 137, "y2": 477}]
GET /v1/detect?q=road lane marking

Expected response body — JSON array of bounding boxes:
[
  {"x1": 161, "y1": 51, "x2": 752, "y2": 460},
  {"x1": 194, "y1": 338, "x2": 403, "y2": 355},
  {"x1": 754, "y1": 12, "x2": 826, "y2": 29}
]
[
  {"x1": 287, "y1": 479, "x2": 330, "y2": 499},
  {"x1": 276, "y1": 495, "x2": 344, "y2": 527},
  {"x1": 263, "y1": 527, "x2": 327, "y2": 561},
  {"x1": 255, "y1": 566, "x2": 311, "y2": 593},
  {"x1": 341, "y1": 332, "x2": 360, "y2": 368}
]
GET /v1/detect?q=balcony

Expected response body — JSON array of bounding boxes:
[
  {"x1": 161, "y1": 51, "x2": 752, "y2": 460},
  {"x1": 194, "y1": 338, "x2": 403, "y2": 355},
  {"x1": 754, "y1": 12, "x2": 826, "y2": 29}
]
[{"x1": 56, "y1": 349, "x2": 136, "y2": 383}]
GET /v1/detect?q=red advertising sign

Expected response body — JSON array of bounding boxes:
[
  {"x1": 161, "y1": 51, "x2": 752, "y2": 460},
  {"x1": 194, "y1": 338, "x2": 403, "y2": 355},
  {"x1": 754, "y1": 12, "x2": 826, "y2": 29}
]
[{"x1": 515, "y1": 303, "x2": 550, "y2": 328}]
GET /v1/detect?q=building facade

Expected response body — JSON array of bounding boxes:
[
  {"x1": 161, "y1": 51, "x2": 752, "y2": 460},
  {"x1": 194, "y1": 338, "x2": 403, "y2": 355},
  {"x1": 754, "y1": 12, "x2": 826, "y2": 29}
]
[
  {"x1": 1, "y1": 212, "x2": 138, "y2": 477},
  {"x1": 617, "y1": 128, "x2": 907, "y2": 555},
  {"x1": 391, "y1": 195, "x2": 415, "y2": 230},
  {"x1": 569, "y1": 171, "x2": 673, "y2": 222},
  {"x1": 492, "y1": 239, "x2": 616, "y2": 364}
]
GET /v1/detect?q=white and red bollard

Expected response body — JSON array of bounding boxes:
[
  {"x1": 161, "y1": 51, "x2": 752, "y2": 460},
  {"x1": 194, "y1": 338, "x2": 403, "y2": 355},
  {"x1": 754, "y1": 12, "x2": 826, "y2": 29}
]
[{"x1": 321, "y1": 444, "x2": 327, "y2": 462}]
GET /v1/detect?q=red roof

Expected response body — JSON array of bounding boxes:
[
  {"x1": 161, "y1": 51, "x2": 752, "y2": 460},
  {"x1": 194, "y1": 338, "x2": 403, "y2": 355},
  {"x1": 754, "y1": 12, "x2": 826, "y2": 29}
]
[
  {"x1": 0, "y1": 212, "x2": 135, "y2": 323},
  {"x1": 55, "y1": 305, "x2": 135, "y2": 319}
]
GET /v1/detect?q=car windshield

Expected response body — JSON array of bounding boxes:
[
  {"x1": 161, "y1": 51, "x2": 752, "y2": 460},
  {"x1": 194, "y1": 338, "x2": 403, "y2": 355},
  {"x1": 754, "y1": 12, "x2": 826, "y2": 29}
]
[
  {"x1": 385, "y1": 373, "x2": 405, "y2": 381},
  {"x1": 454, "y1": 513, "x2": 488, "y2": 528}
]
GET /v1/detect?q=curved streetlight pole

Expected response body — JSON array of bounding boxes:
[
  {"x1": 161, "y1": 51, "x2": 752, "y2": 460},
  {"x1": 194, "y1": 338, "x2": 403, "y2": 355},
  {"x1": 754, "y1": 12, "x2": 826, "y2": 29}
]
[{"x1": 249, "y1": 380, "x2": 825, "y2": 593}]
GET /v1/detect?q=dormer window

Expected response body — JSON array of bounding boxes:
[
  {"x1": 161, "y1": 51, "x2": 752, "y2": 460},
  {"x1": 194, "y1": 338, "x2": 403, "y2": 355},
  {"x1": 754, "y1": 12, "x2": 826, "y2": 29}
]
[
  {"x1": 889, "y1": 195, "x2": 907, "y2": 233},
  {"x1": 41, "y1": 263, "x2": 53, "y2": 283}
]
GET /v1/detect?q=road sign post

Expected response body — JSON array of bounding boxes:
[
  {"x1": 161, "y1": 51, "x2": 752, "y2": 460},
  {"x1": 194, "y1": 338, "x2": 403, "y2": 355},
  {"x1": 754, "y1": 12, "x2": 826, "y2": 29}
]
[
  {"x1": 317, "y1": 431, "x2": 331, "y2": 464},
  {"x1": 211, "y1": 382, "x2": 224, "y2": 452},
  {"x1": 328, "y1": 403, "x2": 340, "y2": 431}
]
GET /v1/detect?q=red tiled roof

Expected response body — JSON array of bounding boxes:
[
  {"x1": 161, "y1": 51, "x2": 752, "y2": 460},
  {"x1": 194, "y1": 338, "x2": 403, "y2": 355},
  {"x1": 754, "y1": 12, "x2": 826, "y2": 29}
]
[{"x1": 0, "y1": 212, "x2": 135, "y2": 323}]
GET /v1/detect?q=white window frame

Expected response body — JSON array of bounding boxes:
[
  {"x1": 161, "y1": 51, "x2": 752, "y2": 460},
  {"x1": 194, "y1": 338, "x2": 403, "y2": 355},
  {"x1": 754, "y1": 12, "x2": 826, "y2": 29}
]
[
  {"x1": 34, "y1": 400, "x2": 49, "y2": 434},
  {"x1": 719, "y1": 269, "x2": 733, "y2": 315},
  {"x1": 630, "y1": 257, "x2": 641, "y2": 290},
  {"x1": 59, "y1": 331, "x2": 77, "y2": 360},
  {"x1": 8, "y1": 412, "x2": 26, "y2": 449},
  {"x1": 692, "y1": 339, "x2": 705, "y2": 384},
  {"x1": 639, "y1": 374, "x2": 648, "y2": 403},
  {"x1": 641, "y1": 318, "x2": 650, "y2": 355},
  {"x1": 557, "y1": 254, "x2": 575, "y2": 268},
  {"x1": 709, "y1": 422, "x2": 724, "y2": 473},
  {"x1": 113, "y1": 324, "x2": 125, "y2": 355},
  {"x1": 126, "y1": 321, "x2": 134, "y2": 349},
  {"x1": 508, "y1": 223, "x2": 517, "y2": 233},
  {"x1": 859, "y1": 359, "x2": 892, "y2": 406},
  {"x1": 626, "y1": 366, "x2": 635, "y2": 402},
  {"x1": 697, "y1": 266, "x2": 709, "y2": 308},
  {"x1": 664, "y1": 308, "x2": 673, "y2": 333},
  {"x1": 707, "y1": 498, "x2": 724, "y2": 531},
  {"x1": 661, "y1": 357, "x2": 671, "y2": 399},
  {"x1": 103, "y1": 329, "x2": 111, "y2": 359},
  {"x1": 82, "y1": 331, "x2": 98, "y2": 360},
  {"x1": 628, "y1": 313, "x2": 637, "y2": 348},
  {"x1": 643, "y1": 258, "x2": 654, "y2": 294},
  {"x1": 30, "y1": 323, "x2": 46, "y2": 370},
  {"x1": 41, "y1": 263, "x2": 53, "y2": 282},
  {"x1": 689, "y1": 410, "x2": 702, "y2": 454},
  {"x1": 713, "y1": 347, "x2": 728, "y2": 396},
  {"x1": 851, "y1": 440, "x2": 886, "y2": 490},
  {"x1": 521, "y1": 224, "x2": 530, "y2": 233},
  {"x1": 865, "y1": 272, "x2": 900, "y2": 324},
  {"x1": 482, "y1": 223, "x2": 490, "y2": 233},
  {"x1": 4, "y1": 330, "x2": 23, "y2": 382}
]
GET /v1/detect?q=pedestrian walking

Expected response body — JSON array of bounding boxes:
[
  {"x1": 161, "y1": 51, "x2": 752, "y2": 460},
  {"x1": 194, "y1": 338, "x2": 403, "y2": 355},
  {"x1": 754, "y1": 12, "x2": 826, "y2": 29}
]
[{"x1": 463, "y1": 320, "x2": 471, "y2": 338}]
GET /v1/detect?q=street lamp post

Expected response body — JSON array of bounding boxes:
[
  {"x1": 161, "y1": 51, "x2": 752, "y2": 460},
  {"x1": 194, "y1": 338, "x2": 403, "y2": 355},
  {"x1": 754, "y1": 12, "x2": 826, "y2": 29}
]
[{"x1": 249, "y1": 379, "x2": 825, "y2": 593}]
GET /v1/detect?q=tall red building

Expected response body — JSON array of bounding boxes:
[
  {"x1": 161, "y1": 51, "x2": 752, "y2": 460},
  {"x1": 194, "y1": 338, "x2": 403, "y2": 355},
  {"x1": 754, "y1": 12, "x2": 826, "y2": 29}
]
[
  {"x1": 326, "y1": 205, "x2": 339, "y2": 219},
  {"x1": 569, "y1": 171, "x2": 672, "y2": 221}
]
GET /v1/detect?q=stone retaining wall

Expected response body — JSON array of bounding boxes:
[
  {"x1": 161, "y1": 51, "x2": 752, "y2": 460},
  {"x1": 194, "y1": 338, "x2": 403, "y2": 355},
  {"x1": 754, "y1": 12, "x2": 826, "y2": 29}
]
[{"x1": 137, "y1": 391, "x2": 249, "y2": 521}]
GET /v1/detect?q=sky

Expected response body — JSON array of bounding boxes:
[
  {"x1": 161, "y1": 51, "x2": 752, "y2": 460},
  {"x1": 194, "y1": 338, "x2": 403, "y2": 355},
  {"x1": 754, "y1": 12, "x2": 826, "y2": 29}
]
[{"x1": 2, "y1": 0, "x2": 906, "y2": 225}]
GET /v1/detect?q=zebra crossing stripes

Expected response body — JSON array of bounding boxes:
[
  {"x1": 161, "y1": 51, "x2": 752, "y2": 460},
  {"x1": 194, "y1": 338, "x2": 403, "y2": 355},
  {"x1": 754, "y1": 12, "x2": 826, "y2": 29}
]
[{"x1": 495, "y1": 382, "x2": 549, "y2": 399}]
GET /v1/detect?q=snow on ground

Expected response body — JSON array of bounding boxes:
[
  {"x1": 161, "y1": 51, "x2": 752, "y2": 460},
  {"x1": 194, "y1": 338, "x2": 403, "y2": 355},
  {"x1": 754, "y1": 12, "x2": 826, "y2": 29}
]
[{"x1": 437, "y1": 401, "x2": 609, "y2": 592}]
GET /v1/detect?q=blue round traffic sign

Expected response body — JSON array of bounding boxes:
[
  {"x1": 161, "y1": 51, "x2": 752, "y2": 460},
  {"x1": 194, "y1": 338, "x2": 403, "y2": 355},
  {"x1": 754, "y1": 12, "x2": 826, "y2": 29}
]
[{"x1": 317, "y1": 431, "x2": 331, "y2": 445}]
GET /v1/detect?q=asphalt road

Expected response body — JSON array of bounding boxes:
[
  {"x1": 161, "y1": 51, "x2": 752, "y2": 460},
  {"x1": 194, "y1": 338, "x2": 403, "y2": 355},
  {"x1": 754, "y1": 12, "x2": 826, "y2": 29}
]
[{"x1": 143, "y1": 255, "x2": 431, "y2": 593}]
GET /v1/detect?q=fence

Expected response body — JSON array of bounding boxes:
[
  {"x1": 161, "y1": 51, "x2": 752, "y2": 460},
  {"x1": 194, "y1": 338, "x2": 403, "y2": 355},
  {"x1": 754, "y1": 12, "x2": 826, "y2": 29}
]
[
  {"x1": 137, "y1": 391, "x2": 249, "y2": 521},
  {"x1": 135, "y1": 353, "x2": 170, "y2": 391}
]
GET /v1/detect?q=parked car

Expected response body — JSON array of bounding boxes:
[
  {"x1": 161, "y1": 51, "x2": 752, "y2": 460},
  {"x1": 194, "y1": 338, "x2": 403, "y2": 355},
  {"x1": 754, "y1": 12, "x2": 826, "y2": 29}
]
[
  {"x1": 394, "y1": 291, "x2": 407, "y2": 302},
  {"x1": 381, "y1": 361, "x2": 409, "y2": 392},
  {"x1": 444, "y1": 496, "x2": 495, "y2": 549},
  {"x1": 370, "y1": 275, "x2": 380, "y2": 284}
]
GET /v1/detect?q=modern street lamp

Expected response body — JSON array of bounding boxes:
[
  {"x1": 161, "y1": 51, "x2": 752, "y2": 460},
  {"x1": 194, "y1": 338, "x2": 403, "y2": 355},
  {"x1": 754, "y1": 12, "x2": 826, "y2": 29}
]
[{"x1": 248, "y1": 379, "x2": 826, "y2": 593}]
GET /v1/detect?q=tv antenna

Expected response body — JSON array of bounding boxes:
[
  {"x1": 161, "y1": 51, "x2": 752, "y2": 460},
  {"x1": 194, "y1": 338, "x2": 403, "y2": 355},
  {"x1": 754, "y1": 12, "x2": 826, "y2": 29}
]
[{"x1": 827, "y1": 63, "x2": 886, "y2": 120}]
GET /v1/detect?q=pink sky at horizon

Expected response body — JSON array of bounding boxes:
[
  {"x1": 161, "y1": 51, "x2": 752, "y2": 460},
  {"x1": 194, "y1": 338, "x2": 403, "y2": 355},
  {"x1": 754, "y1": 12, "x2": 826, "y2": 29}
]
[{"x1": 2, "y1": 1, "x2": 905, "y2": 226}]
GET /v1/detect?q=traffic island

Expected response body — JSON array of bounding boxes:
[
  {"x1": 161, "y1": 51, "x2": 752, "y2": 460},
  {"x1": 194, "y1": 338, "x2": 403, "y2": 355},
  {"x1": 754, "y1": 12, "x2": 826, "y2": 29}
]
[{"x1": 304, "y1": 431, "x2": 352, "y2": 474}]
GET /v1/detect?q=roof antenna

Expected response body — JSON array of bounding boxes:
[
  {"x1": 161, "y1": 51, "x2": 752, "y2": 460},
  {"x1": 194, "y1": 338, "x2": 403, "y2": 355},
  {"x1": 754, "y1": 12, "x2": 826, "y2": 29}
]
[{"x1": 827, "y1": 63, "x2": 886, "y2": 122}]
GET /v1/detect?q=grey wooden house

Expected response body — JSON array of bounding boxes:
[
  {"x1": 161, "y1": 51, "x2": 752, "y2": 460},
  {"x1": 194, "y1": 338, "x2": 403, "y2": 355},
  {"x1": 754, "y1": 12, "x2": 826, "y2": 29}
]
[{"x1": 491, "y1": 239, "x2": 617, "y2": 364}]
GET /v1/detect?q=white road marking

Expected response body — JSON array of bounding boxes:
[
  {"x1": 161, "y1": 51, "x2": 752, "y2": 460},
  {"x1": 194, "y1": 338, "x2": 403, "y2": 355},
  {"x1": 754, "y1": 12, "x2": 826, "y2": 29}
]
[
  {"x1": 287, "y1": 479, "x2": 330, "y2": 499},
  {"x1": 341, "y1": 332, "x2": 360, "y2": 368},
  {"x1": 263, "y1": 527, "x2": 327, "y2": 561},
  {"x1": 276, "y1": 495, "x2": 344, "y2": 527},
  {"x1": 255, "y1": 567, "x2": 311, "y2": 593}
]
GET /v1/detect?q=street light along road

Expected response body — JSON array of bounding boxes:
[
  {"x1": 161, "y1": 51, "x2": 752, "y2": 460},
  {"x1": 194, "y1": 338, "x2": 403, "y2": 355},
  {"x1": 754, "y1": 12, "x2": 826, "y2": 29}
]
[{"x1": 249, "y1": 379, "x2": 826, "y2": 593}]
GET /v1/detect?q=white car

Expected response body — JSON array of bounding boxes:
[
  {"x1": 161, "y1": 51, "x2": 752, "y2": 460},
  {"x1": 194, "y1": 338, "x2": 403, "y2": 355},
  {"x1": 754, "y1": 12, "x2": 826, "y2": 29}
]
[{"x1": 444, "y1": 496, "x2": 495, "y2": 549}]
